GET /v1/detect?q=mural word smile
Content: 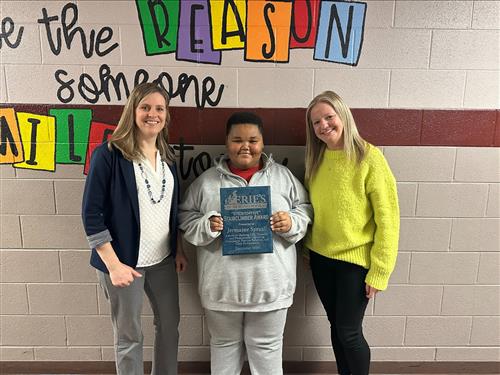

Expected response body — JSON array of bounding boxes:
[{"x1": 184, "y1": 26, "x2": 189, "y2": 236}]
[{"x1": 0, "y1": 107, "x2": 215, "y2": 179}]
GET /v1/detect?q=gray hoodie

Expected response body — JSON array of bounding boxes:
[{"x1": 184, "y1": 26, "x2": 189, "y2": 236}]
[{"x1": 179, "y1": 154, "x2": 312, "y2": 312}]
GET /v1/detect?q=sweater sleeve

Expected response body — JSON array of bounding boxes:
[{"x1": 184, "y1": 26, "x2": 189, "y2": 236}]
[
  {"x1": 178, "y1": 177, "x2": 221, "y2": 247},
  {"x1": 365, "y1": 149, "x2": 400, "y2": 291},
  {"x1": 278, "y1": 170, "x2": 313, "y2": 244}
]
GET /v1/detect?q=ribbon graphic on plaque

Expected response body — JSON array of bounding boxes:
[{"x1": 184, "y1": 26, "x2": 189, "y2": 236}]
[{"x1": 220, "y1": 186, "x2": 273, "y2": 256}]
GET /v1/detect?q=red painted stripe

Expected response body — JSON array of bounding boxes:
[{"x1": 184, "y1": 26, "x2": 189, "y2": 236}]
[
  {"x1": 1, "y1": 104, "x2": 499, "y2": 147},
  {"x1": 421, "y1": 110, "x2": 497, "y2": 147},
  {"x1": 352, "y1": 109, "x2": 422, "y2": 146},
  {"x1": 493, "y1": 110, "x2": 500, "y2": 147}
]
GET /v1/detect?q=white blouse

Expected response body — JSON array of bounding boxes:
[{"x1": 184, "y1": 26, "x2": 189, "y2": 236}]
[{"x1": 133, "y1": 151, "x2": 174, "y2": 267}]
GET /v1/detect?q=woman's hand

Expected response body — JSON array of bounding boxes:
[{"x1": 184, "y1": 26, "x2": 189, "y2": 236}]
[
  {"x1": 108, "y1": 262, "x2": 142, "y2": 288},
  {"x1": 175, "y1": 249, "x2": 188, "y2": 273},
  {"x1": 365, "y1": 284, "x2": 380, "y2": 299},
  {"x1": 96, "y1": 242, "x2": 141, "y2": 288},
  {"x1": 209, "y1": 215, "x2": 224, "y2": 232},
  {"x1": 270, "y1": 211, "x2": 292, "y2": 233}
]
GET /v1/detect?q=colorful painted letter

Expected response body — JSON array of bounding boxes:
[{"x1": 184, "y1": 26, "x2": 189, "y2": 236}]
[
  {"x1": 0, "y1": 108, "x2": 24, "y2": 164},
  {"x1": 50, "y1": 109, "x2": 92, "y2": 164},
  {"x1": 290, "y1": 0, "x2": 321, "y2": 49},
  {"x1": 135, "y1": 0, "x2": 368, "y2": 65},
  {"x1": 209, "y1": 0, "x2": 246, "y2": 50},
  {"x1": 245, "y1": 0, "x2": 293, "y2": 62},
  {"x1": 177, "y1": 0, "x2": 221, "y2": 64},
  {"x1": 84, "y1": 121, "x2": 117, "y2": 175},
  {"x1": 136, "y1": 0, "x2": 180, "y2": 55},
  {"x1": 314, "y1": 1, "x2": 366, "y2": 65},
  {"x1": 14, "y1": 112, "x2": 56, "y2": 171}
]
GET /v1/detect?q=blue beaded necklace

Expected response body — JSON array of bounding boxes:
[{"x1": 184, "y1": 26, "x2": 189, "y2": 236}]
[{"x1": 138, "y1": 159, "x2": 166, "y2": 204}]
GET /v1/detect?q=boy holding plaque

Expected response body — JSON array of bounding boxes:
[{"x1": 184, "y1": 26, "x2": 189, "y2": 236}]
[{"x1": 179, "y1": 112, "x2": 312, "y2": 375}]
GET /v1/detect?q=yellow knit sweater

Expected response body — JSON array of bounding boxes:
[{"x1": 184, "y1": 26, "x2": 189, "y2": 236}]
[{"x1": 305, "y1": 144, "x2": 400, "y2": 290}]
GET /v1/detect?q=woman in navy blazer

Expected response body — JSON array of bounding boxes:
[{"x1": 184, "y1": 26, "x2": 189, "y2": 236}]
[{"x1": 82, "y1": 82, "x2": 187, "y2": 375}]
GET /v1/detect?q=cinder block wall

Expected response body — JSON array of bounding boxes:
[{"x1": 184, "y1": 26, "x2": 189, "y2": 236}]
[{"x1": 1, "y1": 0, "x2": 499, "y2": 364}]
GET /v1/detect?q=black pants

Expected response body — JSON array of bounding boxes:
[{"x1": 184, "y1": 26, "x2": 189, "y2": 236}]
[{"x1": 310, "y1": 251, "x2": 370, "y2": 375}]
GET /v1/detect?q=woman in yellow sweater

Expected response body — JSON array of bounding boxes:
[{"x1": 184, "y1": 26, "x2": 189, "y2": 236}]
[{"x1": 304, "y1": 91, "x2": 399, "y2": 375}]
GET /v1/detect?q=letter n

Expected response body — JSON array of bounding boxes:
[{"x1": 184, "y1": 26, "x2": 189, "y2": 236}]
[{"x1": 314, "y1": 1, "x2": 366, "y2": 66}]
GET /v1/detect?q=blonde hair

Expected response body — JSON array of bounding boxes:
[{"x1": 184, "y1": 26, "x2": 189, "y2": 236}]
[
  {"x1": 304, "y1": 90, "x2": 366, "y2": 182},
  {"x1": 108, "y1": 82, "x2": 175, "y2": 164}
]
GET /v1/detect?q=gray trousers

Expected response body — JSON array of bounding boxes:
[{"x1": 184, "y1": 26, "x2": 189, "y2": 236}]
[
  {"x1": 98, "y1": 256, "x2": 179, "y2": 375},
  {"x1": 205, "y1": 308, "x2": 288, "y2": 375}
]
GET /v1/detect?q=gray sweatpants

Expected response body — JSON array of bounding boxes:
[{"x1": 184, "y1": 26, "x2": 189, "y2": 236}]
[
  {"x1": 98, "y1": 256, "x2": 179, "y2": 375},
  {"x1": 205, "y1": 308, "x2": 288, "y2": 375}
]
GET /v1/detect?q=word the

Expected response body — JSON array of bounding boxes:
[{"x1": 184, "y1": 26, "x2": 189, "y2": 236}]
[{"x1": 37, "y1": 3, "x2": 118, "y2": 58}]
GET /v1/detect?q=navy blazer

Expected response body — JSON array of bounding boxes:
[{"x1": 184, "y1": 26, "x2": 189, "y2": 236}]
[{"x1": 82, "y1": 143, "x2": 179, "y2": 273}]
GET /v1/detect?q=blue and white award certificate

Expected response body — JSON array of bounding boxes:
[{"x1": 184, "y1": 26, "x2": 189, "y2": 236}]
[{"x1": 220, "y1": 186, "x2": 273, "y2": 256}]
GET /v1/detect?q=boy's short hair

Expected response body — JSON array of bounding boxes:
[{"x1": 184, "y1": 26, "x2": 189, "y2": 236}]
[{"x1": 226, "y1": 112, "x2": 264, "y2": 135}]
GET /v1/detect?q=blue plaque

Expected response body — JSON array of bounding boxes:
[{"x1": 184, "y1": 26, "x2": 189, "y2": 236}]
[{"x1": 220, "y1": 186, "x2": 273, "y2": 256}]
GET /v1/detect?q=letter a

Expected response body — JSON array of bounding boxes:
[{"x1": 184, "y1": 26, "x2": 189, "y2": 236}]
[{"x1": 209, "y1": 0, "x2": 246, "y2": 50}]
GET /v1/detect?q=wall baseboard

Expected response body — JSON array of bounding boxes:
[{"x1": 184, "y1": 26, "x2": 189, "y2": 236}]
[{"x1": 0, "y1": 361, "x2": 499, "y2": 374}]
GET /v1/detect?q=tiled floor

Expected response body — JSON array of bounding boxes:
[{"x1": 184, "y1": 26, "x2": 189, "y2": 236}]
[{"x1": 2, "y1": 373, "x2": 498, "y2": 375}]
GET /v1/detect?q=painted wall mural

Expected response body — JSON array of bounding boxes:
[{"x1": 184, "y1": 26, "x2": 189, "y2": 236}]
[
  {"x1": 0, "y1": 106, "x2": 299, "y2": 181},
  {"x1": 136, "y1": 0, "x2": 366, "y2": 65},
  {"x1": 1, "y1": 108, "x2": 92, "y2": 173},
  {"x1": 2, "y1": 1, "x2": 367, "y2": 107},
  {"x1": 1, "y1": 1, "x2": 367, "y2": 174}
]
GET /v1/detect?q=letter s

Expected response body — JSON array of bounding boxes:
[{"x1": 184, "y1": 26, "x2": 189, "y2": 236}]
[{"x1": 262, "y1": 3, "x2": 276, "y2": 59}]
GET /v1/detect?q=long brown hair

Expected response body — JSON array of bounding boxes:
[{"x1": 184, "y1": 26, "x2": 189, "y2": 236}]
[
  {"x1": 108, "y1": 82, "x2": 175, "y2": 164},
  {"x1": 305, "y1": 91, "x2": 366, "y2": 183}
]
